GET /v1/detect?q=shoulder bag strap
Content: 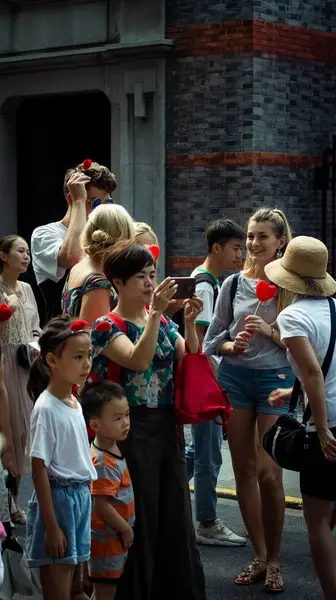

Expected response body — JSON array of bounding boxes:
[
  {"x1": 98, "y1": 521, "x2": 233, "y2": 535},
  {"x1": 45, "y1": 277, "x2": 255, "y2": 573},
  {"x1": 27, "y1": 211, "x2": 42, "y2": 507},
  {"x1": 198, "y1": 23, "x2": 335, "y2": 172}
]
[
  {"x1": 194, "y1": 272, "x2": 218, "y2": 312},
  {"x1": 229, "y1": 273, "x2": 239, "y2": 323},
  {"x1": 290, "y1": 297, "x2": 336, "y2": 423},
  {"x1": 106, "y1": 312, "x2": 128, "y2": 334}
]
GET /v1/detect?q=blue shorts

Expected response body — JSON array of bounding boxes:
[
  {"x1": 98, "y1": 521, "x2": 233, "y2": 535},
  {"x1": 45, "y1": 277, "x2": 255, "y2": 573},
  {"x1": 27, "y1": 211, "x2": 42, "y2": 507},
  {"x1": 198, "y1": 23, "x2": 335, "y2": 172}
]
[
  {"x1": 218, "y1": 362, "x2": 295, "y2": 415},
  {"x1": 26, "y1": 478, "x2": 91, "y2": 568}
]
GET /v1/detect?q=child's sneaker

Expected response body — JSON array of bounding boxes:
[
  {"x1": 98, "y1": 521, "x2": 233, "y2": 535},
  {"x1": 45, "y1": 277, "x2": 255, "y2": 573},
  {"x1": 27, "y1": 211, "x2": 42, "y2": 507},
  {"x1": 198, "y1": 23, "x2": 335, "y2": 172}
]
[{"x1": 196, "y1": 518, "x2": 247, "y2": 546}]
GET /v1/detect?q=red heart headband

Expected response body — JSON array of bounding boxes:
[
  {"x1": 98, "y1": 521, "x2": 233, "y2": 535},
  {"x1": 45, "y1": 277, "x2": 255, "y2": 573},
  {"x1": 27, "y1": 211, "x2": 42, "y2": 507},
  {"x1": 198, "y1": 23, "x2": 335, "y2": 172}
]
[
  {"x1": 144, "y1": 244, "x2": 160, "y2": 261},
  {"x1": 0, "y1": 304, "x2": 13, "y2": 322},
  {"x1": 82, "y1": 159, "x2": 92, "y2": 170},
  {"x1": 70, "y1": 320, "x2": 90, "y2": 333}
]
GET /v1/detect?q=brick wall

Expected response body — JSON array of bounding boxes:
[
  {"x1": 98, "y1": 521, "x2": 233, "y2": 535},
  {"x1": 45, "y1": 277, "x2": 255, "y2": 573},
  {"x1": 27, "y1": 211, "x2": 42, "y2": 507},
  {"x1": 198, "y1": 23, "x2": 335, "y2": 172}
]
[
  {"x1": 166, "y1": 0, "x2": 252, "y2": 27},
  {"x1": 165, "y1": 1, "x2": 336, "y2": 273},
  {"x1": 254, "y1": 1, "x2": 336, "y2": 30}
]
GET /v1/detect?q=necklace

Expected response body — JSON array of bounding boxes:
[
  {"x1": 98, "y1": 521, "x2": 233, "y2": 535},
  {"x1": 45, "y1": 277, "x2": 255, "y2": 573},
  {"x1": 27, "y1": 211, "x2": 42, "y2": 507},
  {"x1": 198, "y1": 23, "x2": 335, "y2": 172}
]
[{"x1": 0, "y1": 278, "x2": 21, "y2": 298}]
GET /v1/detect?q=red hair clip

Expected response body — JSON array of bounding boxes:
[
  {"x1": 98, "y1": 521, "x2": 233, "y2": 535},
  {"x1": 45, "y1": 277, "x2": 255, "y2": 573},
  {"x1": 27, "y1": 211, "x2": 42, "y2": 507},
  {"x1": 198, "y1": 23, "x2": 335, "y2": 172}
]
[
  {"x1": 82, "y1": 159, "x2": 92, "y2": 170},
  {"x1": 0, "y1": 304, "x2": 13, "y2": 322},
  {"x1": 70, "y1": 320, "x2": 90, "y2": 332},
  {"x1": 95, "y1": 321, "x2": 112, "y2": 333},
  {"x1": 144, "y1": 244, "x2": 160, "y2": 261}
]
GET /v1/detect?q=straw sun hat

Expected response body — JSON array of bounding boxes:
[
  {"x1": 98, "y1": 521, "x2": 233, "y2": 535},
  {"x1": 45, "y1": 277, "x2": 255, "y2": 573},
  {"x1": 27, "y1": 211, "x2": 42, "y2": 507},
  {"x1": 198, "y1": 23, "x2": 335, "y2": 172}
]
[{"x1": 265, "y1": 236, "x2": 336, "y2": 297}]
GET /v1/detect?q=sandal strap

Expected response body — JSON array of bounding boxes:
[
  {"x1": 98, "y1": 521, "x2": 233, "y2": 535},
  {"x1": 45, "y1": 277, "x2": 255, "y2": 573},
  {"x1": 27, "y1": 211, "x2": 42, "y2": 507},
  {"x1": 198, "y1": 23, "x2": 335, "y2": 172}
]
[
  {"x1": 236, "y1": 558, "x2": 266, "y2": 582},
  {"x1": 265, "y1": 562, "x2": 284, "y2": 589}
]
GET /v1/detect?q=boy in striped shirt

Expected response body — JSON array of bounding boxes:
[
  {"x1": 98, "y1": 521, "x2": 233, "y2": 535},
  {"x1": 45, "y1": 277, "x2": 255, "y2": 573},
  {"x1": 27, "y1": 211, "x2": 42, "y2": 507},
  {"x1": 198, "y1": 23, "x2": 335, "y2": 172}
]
[{"x1": 81, "y1": 381, "x2": 135, "y2": 600}]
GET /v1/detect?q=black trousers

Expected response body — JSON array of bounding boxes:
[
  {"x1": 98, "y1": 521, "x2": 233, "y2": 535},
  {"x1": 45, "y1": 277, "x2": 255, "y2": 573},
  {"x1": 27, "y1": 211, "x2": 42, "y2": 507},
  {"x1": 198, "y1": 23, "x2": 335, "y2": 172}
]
[{"x1": 116, "y1": 406, "x2": 206, "y2": 600}]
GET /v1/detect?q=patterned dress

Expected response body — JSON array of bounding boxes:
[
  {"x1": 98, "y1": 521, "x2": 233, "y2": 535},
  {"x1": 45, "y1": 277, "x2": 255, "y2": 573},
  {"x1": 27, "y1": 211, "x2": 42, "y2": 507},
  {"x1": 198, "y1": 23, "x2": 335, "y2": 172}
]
[
  {"x1": 90, "y1": 314, "x2": 179, "y2": 407},
  {"x1": 62, "y1": 273, "x2": 117, "y2": 318},
  {"x1": 0, "y1": 281, "x2": 41, "y2": 475}
]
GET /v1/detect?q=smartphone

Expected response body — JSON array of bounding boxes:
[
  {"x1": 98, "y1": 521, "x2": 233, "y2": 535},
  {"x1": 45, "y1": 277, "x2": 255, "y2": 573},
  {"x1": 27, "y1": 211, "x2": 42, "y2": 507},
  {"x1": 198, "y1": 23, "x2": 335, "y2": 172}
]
[{"x1": 173, "y1": 277, "x2": 196, "y2": 299}]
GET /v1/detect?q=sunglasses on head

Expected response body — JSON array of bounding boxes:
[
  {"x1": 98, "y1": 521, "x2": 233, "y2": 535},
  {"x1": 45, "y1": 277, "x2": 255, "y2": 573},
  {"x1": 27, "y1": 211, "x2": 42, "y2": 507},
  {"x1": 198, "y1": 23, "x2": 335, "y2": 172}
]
[{"x1": 91, "y1": 197, "x2": 115, "y2": 209}]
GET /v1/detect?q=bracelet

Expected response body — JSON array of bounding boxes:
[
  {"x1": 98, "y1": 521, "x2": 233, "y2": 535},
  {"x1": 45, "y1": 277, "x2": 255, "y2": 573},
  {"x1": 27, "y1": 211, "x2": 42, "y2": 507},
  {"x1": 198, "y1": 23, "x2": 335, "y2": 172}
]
[{"x1": 269, "y1": 327, "x2": 275, "y2": 340}]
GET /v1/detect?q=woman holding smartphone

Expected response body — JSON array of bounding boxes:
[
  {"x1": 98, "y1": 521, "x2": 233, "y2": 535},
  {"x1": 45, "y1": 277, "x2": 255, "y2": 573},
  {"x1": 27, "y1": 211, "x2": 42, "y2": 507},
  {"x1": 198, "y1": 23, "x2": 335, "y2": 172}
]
[{"x1": 89, "y1": 240, "x2": 206, "y2": 600}]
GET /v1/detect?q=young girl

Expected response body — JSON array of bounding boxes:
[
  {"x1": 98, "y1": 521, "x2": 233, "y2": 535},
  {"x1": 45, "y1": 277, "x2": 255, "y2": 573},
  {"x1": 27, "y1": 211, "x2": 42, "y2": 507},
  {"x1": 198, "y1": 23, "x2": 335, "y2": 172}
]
[
  {"x1": 25, "y1": 316, "x2": 97, "y2": 600},
  {"x1": 204, "y1": 208, "x2": 295, "y2": 593}
]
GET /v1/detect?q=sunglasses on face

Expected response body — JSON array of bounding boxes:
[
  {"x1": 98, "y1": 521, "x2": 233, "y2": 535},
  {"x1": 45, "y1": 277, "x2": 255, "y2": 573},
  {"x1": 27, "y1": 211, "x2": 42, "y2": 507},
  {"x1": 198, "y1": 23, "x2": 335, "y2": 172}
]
[{"x1": 91, "y1": 197, "x2": 115, "y2": 209}]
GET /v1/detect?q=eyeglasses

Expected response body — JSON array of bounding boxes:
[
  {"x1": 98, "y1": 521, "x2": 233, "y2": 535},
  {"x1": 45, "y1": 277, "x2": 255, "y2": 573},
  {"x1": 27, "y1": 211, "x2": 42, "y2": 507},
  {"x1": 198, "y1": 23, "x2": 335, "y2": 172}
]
[{"x1": 91, "y1": 197, "x2": 115, "y2": 209}]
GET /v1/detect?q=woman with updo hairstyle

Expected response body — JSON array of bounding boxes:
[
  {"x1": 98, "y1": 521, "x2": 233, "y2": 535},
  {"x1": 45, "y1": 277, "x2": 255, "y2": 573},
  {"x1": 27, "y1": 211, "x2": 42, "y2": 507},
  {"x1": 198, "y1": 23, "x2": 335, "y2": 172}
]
[{"x1": 62, "y1": 203, "x2": 135, "y2": 323}]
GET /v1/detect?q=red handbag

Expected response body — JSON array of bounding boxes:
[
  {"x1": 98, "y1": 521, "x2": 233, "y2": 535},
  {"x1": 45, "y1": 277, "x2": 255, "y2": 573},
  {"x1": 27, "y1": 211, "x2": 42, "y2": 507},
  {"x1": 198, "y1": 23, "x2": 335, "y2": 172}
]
[{"x1": 174, "y1": 344, "x2": 232, "y2": 431}]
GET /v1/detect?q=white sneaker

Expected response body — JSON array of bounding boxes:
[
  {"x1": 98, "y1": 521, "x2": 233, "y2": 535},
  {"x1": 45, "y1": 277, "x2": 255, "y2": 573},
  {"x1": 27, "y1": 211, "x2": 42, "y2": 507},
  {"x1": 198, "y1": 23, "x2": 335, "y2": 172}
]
[{"x1": 196, "y1": 518, "x2": 247, "y2": 547}]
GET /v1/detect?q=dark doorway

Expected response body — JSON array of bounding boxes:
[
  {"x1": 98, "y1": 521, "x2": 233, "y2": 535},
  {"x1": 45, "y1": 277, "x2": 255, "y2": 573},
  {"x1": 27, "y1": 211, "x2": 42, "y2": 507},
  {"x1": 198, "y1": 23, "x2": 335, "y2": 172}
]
[{"x1": 16, "y1": 91, "x2": 111, "y2": 317}]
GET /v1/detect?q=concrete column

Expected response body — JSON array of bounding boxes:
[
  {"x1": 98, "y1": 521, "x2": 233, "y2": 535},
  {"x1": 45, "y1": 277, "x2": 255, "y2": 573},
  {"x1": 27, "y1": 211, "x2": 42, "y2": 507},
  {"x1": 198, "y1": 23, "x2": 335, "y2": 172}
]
[{"x1": 115, "y1": 60, "x2": 166, "y2": 278}]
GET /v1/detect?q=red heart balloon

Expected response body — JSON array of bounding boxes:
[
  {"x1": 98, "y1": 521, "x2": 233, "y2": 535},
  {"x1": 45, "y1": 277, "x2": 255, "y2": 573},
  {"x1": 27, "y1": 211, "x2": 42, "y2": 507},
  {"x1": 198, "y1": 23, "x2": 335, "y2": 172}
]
[
  {"x1": 256, "y1": 280, "x2": 277, "y2": 302},
  {"x1": 145, "y1": 244, "x2": 160, "y2": 261}
]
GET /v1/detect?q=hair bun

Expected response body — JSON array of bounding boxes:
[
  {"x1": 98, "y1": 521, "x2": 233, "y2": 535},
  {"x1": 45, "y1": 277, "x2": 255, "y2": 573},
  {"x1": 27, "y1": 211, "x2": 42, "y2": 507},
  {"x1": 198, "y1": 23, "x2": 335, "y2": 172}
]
[{"x1": 91, "y1": 230, "x2": 111, "y2": 244}]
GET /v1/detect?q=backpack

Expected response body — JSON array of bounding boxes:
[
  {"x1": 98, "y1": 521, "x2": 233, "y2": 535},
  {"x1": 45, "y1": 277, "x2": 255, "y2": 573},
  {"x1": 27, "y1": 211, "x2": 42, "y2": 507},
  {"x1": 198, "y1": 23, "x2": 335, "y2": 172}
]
[
  {"x1": 174, "y1": 343, "x2": 232, "y2": 429},
  {"x1": 173, "y1": 273, "x2": 240, "y2": 430}
]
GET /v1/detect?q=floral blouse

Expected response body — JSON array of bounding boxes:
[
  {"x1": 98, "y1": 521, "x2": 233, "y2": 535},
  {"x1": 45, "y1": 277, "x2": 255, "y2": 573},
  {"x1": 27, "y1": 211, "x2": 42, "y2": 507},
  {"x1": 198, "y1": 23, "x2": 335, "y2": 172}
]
[
  {"x1": 90, "y1": 314, "x2": 180, "y2": 408},
  {"x1": 62, "y1": 273, "x2": 117, "y2": 318}
]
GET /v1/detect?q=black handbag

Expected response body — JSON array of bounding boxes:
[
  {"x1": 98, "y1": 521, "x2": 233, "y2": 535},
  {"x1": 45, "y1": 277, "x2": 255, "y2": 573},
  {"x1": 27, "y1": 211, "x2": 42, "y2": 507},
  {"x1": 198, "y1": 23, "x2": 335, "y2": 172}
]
[
  {"x1": 17, "y1": 344, "x2": 30, "y2": 370},
  {"x1": 263, "y1": 297, "x2": 336, "y2": 472}
]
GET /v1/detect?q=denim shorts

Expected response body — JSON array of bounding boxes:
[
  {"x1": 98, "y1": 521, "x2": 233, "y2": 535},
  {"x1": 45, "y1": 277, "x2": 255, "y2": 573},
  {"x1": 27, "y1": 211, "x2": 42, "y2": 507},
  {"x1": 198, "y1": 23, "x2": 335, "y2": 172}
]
[
  {"x1": 218, "y1": 362, "x2": 295, "y2": 415},
  {"x1": 26, "y1": 478, "x2": 91, "y2": 568}
]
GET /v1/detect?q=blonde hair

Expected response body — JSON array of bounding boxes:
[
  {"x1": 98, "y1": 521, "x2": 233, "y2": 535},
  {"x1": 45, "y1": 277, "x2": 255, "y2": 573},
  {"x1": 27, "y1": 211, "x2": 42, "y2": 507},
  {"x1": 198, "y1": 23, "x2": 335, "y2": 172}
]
[
  {"x1": 134, "y1": 222, "x2": 158, "y2": 245},
  {"x1": 244, "y1": 208, "x2": 293, "y2": 313},
  {"x1": 82, "y1": 204, "x2": 135, "y2": 258}
]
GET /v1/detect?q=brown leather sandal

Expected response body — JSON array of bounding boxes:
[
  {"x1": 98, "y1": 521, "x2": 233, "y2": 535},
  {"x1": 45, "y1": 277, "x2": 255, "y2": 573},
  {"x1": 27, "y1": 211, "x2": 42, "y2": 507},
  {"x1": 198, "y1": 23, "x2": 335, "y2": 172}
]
[
  {"x1": 235, "y1": 558, "x2": 267, "y2": 585},
  {"x1": 264, "y1": 561, "x2": 284, "y2": 594}
]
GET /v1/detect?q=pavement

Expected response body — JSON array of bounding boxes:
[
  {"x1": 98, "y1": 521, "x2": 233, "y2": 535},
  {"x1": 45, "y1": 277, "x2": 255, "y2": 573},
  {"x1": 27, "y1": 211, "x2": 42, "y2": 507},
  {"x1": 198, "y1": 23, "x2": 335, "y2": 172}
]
[{"x1": 17, "y1": 475, "x2": 323, "y2": 600}]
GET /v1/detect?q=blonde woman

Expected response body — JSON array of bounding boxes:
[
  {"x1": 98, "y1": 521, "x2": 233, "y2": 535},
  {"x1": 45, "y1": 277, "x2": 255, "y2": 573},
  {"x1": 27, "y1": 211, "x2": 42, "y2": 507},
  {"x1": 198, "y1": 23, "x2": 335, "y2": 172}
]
[
  {"x1": 62, "y1": 204, "x2": 135, "y2": 323},
  {"x1": 134, "y1": 222, "x2": 159, "y2": 246},
  {"x1": 204, "y1": 208, "x2": 295, "y2": 593},
  {"x1": 266, "y1": 237, "x2": 336, "y2": 600}
]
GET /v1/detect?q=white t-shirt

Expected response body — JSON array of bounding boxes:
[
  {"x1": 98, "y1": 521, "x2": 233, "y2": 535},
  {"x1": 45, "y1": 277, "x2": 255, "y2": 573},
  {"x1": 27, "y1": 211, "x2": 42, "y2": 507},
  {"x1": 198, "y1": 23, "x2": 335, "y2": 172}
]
[
  {"x1": 190, "y1": 267, "x2": 220, "y2": 328},
  {"x1": 277, "y1": 297, "x2": 336, "y2": 432},
  {"x1": 30, "y1": 390, "x2": 97, "y2": 481},
  {"x1": 191, "y1": 267, "x2": 220, "y2": 366},
  {"x1": 31, "y1": 222, "x2": 67, "y2": 285}
]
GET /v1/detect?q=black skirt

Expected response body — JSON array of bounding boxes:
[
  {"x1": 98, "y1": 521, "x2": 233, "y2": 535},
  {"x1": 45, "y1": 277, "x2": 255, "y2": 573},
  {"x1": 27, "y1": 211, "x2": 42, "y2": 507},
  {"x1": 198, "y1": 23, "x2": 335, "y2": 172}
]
[{"x1": 116, "y1": 405, "x2": 206, "y2": 600}]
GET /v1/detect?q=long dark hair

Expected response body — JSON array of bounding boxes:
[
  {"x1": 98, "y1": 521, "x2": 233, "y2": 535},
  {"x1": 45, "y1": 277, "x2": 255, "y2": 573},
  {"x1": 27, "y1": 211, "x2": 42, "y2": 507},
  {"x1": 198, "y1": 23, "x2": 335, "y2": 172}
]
[{"x1": 27, "y1": 315, "x2": 75, "y2": 402}]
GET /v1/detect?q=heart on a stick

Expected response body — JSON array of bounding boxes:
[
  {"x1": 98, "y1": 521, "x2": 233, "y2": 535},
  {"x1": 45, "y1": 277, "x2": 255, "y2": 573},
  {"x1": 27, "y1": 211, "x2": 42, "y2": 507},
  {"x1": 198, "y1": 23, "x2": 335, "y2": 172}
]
[{"x1": 256, "y1": 280, "x2": 277, "y2": 302}]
